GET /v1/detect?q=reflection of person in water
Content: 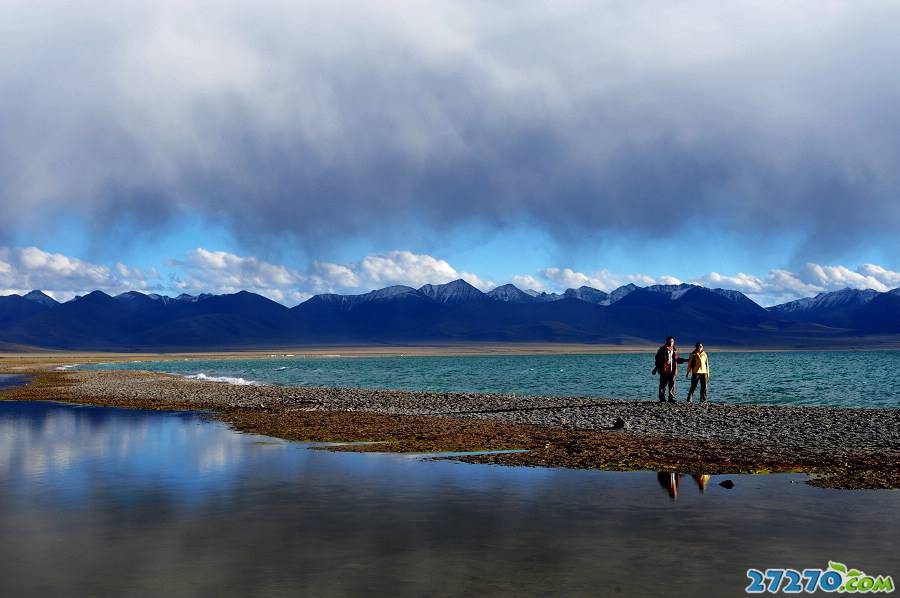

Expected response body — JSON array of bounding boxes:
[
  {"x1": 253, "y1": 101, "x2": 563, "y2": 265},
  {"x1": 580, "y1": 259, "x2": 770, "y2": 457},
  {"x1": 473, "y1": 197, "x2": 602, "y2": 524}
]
[
  {"x1": 657, "y1": 472, "x2": 712, "y2": 500},
  {"x1": 692, "y1": 474, "x2": 711, "y2": 494},
  {"x1": 657, "y1": 472, "x2": 681, "y2": 500}
]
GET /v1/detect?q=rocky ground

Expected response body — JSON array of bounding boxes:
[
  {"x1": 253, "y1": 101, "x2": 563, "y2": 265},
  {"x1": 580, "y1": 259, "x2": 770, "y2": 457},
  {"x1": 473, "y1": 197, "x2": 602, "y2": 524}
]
[{"x1": 3, "y1": 369, "x2": 899, "y2": 489}]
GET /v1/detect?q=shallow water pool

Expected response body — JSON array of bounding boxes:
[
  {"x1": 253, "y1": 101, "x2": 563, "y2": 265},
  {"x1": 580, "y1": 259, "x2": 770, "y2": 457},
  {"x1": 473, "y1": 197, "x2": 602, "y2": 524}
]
[{"x1": 0, "y1": 399, "x2": 896, "y2": 596}]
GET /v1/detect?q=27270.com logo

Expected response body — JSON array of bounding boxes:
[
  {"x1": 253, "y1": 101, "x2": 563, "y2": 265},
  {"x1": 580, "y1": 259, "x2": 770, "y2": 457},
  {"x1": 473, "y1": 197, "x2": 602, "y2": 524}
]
[{"x1": 746, "y1": 562, "x2": 894, "y2": 594}]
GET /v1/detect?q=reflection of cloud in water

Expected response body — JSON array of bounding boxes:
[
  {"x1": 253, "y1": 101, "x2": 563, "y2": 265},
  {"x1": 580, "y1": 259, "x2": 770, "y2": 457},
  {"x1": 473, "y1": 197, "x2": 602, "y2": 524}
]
[
  {"x1": 1, "y1": 401, "x2": 899, "y2": 597},
  {"x1": 0, "y1": 403, "x2": 256, "y2": 487},
  {"x1": 198, "y1": 443, "x2": 234, "y2": 473}
]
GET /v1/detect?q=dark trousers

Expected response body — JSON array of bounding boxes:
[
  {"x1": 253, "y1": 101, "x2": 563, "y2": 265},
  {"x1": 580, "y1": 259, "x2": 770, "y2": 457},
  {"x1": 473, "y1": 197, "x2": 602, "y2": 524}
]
[
  {"x1": 658, "y1": 372, "x2": 676, "y2": 401},
  {"x1": 687, "y1": 373, "x2": 708, "y2": 402}
]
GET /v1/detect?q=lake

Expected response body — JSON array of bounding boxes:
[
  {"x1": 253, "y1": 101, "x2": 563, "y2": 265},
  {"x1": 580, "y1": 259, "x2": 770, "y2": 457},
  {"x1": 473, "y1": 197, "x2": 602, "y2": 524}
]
[
  {"x1": 81, "y1": 351, "x2": 900, "y2": 407},
  {"x1": 0, "y1": 399, "x2": 897, "y2": 596}
]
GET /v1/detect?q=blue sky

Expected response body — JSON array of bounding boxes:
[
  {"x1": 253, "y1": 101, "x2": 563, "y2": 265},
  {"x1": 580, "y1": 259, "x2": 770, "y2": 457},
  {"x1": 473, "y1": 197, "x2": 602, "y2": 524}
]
[{"x1": 2, "y1": 1, "x2": 900, "y2": 305}]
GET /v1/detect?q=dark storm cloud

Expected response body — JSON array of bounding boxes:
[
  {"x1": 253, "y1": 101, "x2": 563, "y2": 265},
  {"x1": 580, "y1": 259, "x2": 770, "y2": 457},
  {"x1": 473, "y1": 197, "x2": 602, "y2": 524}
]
[{"x1": 2, "y1": 1, "x2": 900, "y2": 257}]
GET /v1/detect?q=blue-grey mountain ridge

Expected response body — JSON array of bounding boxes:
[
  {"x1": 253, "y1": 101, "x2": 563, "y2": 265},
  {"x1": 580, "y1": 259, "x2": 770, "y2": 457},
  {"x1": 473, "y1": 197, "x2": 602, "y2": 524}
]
[{"x1": 1, "y1": 281, "x2": 899, "y2": 350}]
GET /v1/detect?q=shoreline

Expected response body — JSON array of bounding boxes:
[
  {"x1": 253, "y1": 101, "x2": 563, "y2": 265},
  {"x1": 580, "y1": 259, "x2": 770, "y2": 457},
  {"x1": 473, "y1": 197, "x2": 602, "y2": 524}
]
[
  {"x1": 2, "y1": 366, "x2": 898, "y2": 490},
  {"x1": 0, "y1": 344, "x2": 659, "y2": 364},
  {"x1": 3, "y1": 341, "x2": 900, "y2": 370}
]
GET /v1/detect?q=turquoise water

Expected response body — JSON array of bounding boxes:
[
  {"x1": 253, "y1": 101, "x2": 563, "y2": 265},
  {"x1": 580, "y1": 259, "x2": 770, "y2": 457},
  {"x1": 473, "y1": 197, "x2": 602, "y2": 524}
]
[
  {"x1": 81, "y1": 350, "x2": 900, "y2": 407},
  {"x1": 1, "y1": 400, "x2": 898, "y2": 596}
]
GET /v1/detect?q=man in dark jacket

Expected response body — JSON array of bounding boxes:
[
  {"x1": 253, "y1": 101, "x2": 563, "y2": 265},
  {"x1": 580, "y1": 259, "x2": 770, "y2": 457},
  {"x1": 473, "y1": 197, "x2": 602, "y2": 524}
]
[{"x1": 652, "y1": 336, "x2": 687, "y2": 402}]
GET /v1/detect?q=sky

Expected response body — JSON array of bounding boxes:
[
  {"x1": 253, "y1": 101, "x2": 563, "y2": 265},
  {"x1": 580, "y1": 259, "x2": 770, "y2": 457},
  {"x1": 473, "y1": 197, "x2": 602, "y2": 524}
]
[{"x1": 2, "y1": 1, "x2": 900, "y2": 306}]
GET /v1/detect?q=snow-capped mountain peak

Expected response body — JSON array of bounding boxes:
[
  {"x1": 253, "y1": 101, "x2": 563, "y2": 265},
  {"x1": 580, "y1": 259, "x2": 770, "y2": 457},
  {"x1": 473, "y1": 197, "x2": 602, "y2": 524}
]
[
  {"x1": 418, "y1": 279, "x2": 486, "y2": 303},
  {"x1": 487, "y1": 284, "x2": 534, "y2": 303}
]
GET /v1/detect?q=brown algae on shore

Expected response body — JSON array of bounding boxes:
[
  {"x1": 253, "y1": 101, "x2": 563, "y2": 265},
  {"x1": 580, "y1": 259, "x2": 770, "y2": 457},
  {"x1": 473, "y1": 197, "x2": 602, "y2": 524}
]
[{"x1": 1, "y1": 369, "x2": 898, "y2": 490}]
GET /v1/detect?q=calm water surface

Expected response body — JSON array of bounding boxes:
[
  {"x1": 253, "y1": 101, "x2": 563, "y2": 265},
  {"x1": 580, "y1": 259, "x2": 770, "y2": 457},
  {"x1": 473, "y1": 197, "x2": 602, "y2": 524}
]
[
  {"x1": 0, "y1": 400, "x2": 897, "y2": 597},
  {"x1": 82, "y1": 351, "x2": 900, "y2": 407}
]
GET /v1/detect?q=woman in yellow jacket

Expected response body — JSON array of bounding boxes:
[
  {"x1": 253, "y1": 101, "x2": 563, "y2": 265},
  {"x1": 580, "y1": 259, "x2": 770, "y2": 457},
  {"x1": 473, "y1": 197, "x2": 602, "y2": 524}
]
[{"x1": 685, "y1": 341, "x2": 710, "y2": 402}]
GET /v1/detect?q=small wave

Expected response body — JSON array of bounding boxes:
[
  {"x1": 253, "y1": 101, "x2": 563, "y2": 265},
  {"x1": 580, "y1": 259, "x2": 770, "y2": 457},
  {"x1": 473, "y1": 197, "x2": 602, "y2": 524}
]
[
  {"x1": 183, "y1": 373, "x2": 260, "y2": 386},
  {"x1": 274, "y1": 366, "x2": 289, "y2": 371},
  {"x1": 54, "y1": 364, "x2": 79, "y2": 371}
]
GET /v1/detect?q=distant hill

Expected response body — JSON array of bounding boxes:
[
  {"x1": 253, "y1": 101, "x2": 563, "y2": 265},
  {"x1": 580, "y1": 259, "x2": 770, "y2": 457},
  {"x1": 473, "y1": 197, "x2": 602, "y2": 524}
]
[
  {"x1": 0, "y1": 292, "x2": 59, "y2": 326},
  {"x1": 764, "y1": 287, "x2": 900, "y2": 333},
  {"x1": 845, "y1": 290, "x2": 900, "y2": 332},
  {"x1": 767, "y1": 288, "x2": 880, "y2": 327},
  {"x1": 1, "y1": 282, "x2": 899, "y2": 350},
  {"x1": 1, "y1": 290, "x2": 291, "y2": 349}
]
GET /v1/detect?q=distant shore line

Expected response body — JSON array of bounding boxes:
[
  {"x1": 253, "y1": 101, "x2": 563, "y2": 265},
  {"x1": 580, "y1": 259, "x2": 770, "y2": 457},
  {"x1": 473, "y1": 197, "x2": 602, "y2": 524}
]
[
  {"x1": 5, "y1": 341, "x2": 900, "y2": 364},
  {"x1": 2, "y1": 360, "x2": 898, "y2": 490}
]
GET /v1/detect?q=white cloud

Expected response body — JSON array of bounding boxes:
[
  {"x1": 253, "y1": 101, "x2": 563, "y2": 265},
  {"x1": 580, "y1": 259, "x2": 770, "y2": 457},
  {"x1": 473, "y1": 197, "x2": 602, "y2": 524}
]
[
  {"x1": 699, "y1": 272, "x2": 764, "y2": 294},
  {"x1": 539, "y1": 267, "x2": 676, "y2": 292},
  {"x1": 0, "y1": 246, "x2": 498, "y2": 305},
  {"x1": 357, "y1": 252, "x2": 459, "y2": 288},
  {"x1": 0, "y1": 246, "x2": 154, "y2": 301},
  {"x1": 510, "y1": 274, "x2": 546, "y2": 292},
  {"x1": 4, "y1": 245, "x2": 900, "y2": 308},
  {"x1": 802, "y1": 263, "x2": 891, "y2": 292},
  {"x1": 315, "y1": 250, "x2": 494, "y2": 292},
  {"x1": 655, "y1": 275, "x2": 683, "y2": 286},
  {"x1": 170, "y1": 248, "x2": 497, "y2": 303},
  {"x1": 170, "y1": 248, "x2": 307, "y2": 303},
  {"x1": 518, "y1": 262, "x2": 900, "y2": 306},
  {"x1": 540, "y1": 268, "x2": 599, "y2": 289},
  {"x1": 310, "y1": 261, "x2": 359, "y2": 290},
  {"x1": 695, "y1": 263, "x2": 900, "y2": 306},
  {"x1": 458, "y1": 273, "x2": 495, "y2": 291},
  {"x1": 857, "y1": 263, "x2": 900, "y2": 288}
]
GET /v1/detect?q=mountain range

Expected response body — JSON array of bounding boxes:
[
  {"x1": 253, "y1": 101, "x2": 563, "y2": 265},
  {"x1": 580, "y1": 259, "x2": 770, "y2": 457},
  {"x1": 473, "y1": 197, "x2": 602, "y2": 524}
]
[{"x1": 1, "y1": 281, "x2": 899, "y2": 350}]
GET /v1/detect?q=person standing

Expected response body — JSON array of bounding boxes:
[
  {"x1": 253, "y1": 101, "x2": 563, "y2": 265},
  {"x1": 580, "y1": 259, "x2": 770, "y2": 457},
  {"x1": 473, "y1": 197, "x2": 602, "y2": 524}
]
[
  {"x1": 685, "y1": 341, "x2": 710, "y2": 403},
  {"x1": 652, "y1": 336, "x2": 686, "y2": 402}
]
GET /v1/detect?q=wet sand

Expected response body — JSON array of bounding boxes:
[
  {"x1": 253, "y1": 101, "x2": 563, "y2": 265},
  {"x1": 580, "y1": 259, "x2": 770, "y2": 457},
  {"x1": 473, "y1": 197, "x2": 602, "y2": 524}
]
[{"x1": 3, "y1": 365, "x2": 898, "y2": 490}]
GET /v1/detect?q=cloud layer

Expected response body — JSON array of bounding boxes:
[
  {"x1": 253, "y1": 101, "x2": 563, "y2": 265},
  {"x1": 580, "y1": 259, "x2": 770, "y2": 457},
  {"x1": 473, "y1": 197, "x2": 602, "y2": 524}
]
[
  {"x1": 694, "y1": 263, "x2": 900, "y2": 304},
  {"x1": 539, "y1": 268, "x2": 682, "y2": 293},
  {"x1": 3, "y1": 246, "x2": 900, "y2": 307},
  {"x1": 542, "y1": 262, "x2": 900, "y2": 305},
  {"x1": 0, "y1": 247, "x2": 156, "y2": 300},
  {"x1": 3, "y1": 1, "x2": 900, "y2": 258},
  {"x1": 168, "y1": 248, "x2": 493, "y2": 303}
]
